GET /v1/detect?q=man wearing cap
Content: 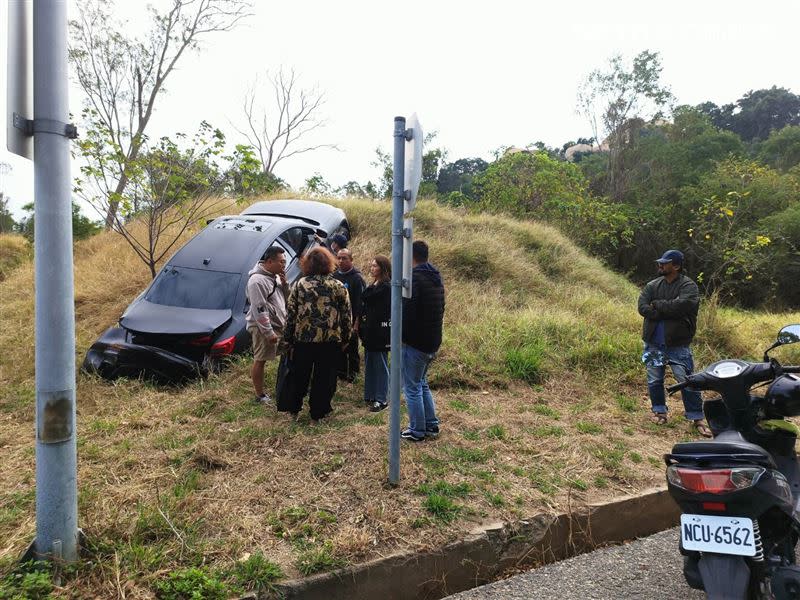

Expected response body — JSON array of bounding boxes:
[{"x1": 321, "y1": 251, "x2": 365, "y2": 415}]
[
  {"x1": 328, "y1": 234, "x2": 348, "y2": 254},
  {"x1": 638, "y1": 250, "x2": 711, "y2": 437}
]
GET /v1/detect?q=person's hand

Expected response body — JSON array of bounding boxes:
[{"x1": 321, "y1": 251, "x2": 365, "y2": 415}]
[{"x1": 268, "y1": 333, "x2": 279, "y2": 344}]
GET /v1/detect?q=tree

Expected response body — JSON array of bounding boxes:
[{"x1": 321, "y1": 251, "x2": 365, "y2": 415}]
[
  {"x1": 759, "y1": 126, "x2": 800, "y2": 171},
  {"x1": 696, "y1": 87, "x2": 800, "y2": 143},
  {"x1": 235, "y1": 68, "x2": 336, "y2": 178},
  {"x1": 18, "y1": 201, "x2": 101, "y2": 242},
  {"x1": 436, "y1": 157, "x2": 488, "y2": 199},
  {"x1": 76, "y1": 122, "x2": 231, "y2": 278},
  {"x1": 370, "y1": 133, "x2": 447, "y2": 199},
  {"x1": 577, "y1": 50, "x2": 674, "y2": 200},
  {"x1": 69, "y1": 0, "x2": 251, "y2": 228},
  {"x1": 223, "y1": 144, "x2": 286, "y2": 197},
  {"x1": 0, "y1": 193, "x2": 16, "y2": 234}
]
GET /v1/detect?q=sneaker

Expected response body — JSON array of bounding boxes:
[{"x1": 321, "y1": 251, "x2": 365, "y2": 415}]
[
  {"x1": 400, "y1": 428, "x2": 425, "y2": 442},
  {"x1": 370, "y1": 401, "x2": 388, "y2": 413},
  {"x1": 254, "y1": 393, "x2": 272, "y2": 405},
  {"x1": 425, "y1": 425, "x2": 440, "y2": 439}
]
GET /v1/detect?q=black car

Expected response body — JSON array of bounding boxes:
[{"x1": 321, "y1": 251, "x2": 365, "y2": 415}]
[{"x1": 83, "y1": 199, "x2": 349, "y2": 382}]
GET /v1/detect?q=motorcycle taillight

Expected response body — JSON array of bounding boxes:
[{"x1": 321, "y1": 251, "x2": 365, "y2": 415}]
[{"x1": 667, "y1": 466, "x2": 764, "y2": 494}]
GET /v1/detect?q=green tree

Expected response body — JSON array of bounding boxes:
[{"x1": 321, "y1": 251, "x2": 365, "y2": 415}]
[
  {"x1": 696, "y1": 87, "x2": 800, "y2": 143},
  {"x1": 18, "y1": 201, "x2": 101, "y2": 242},
  {"x1": 436, "y1": 157, "x2": 489, "y2": 199},
  {"x1": 223, "y1": 144, "x2": 286, "y2": 197},
  {"x1": 759, "y1": 126, "x2": 800, "y2": 172}
]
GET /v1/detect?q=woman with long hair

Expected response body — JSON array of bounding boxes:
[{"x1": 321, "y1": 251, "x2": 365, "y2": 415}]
[
  {"x1": 280, "y1": 246, "x2": 352, "y2": 421},
  {"x1": 359, "y1": 255, "x2": 392, "y2": 412}
]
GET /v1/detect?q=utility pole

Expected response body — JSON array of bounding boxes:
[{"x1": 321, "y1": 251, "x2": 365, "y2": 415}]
[{"x1": 7, "y1": 0, "x2": 81, "y2": 562}]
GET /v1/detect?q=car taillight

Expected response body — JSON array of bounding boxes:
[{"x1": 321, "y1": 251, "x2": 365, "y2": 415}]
[
  {"x1": 210, "y1": 336, "x2": 236, "y2": 356},
  {"x1": 667, "y1": 466, "x2": 764, "y2": 494},
  {"x1": 189, "y1": 336, "x2": 212, "y2": 346}
]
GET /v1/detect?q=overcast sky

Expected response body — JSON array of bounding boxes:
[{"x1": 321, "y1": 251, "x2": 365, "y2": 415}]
[{"x1": 2, "y1": 0, "x2": 799, "y2": 219}]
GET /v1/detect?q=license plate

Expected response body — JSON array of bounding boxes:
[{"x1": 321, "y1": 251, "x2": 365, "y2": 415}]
[{"x1": 680, "y1": 514, "x2": 756, "y2": 556}]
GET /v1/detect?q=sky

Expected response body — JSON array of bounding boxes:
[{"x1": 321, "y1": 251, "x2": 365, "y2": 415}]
[{"x1": 1, "y1": 0, "x2": 799, "y2": 219}]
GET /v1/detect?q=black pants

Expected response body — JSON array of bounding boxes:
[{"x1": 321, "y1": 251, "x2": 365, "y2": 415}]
[
  {"x1": 282, "y1": 341, "x2": 339, "y2": 420},
  {"x1": 337, "y1": 332, "x2": 360, "y2": 381}
]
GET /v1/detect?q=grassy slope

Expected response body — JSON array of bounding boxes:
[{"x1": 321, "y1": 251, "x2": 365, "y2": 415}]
[
  {"x1": 0, "y1": 234, "x2": 30, "y2": 282},
  {"x1": 1, "y1": 197, "x2": 799, "y2": 596}
]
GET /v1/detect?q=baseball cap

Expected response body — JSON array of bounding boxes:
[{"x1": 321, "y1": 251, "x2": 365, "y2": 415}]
[
  {"x1": 330, "y1": 234, "x2": 348, "y2": 248},
  {"x1": 655, "y1": 250, "x2": 684, "y2": 265}
]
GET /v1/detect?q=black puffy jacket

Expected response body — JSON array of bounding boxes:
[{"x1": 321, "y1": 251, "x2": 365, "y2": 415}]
[
  {"x1": 359, "y1": 281, "x2": 391, "y2": 351},
  {"x1": 402, "y1": 263, "x2": 445, "y2": 353}
]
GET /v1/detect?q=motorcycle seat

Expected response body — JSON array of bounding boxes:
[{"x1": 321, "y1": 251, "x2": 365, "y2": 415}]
[{"x1": 671, "y1": 430, "x2": 776, "y2": 468}]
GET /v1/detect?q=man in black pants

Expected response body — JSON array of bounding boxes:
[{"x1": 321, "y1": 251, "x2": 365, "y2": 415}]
[{"x1": 333, "y1": 248, "x2": 365, "y2": 382}]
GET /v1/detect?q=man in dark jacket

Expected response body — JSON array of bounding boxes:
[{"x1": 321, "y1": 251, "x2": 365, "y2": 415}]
[
  {"x1": 638, "y1": 249, "x2": 711, "y2": 437},
  {"x1": 401, "y1": 240, "x2": 445, "y2": 442},
  {"x1": 334, "y1": 248, "x2": 366, "y2": 382}
]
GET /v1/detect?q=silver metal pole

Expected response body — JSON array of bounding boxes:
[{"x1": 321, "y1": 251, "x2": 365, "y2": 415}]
[
  {"x1": 388, "y1": 116, "x2": 406, "y2": 485},
  {"x1": 33, "y1": 0, "x2": 79, "y2": 561}
]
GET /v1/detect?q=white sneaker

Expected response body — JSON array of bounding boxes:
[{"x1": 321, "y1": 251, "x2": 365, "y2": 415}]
[{"x1": 254, "y1": 393, "x2": 272, "y2": 405}]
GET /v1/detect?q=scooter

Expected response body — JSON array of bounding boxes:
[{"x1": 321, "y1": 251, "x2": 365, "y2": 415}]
[{"x1": 664, "y1": 324, "x2": 800, "y2": 599}]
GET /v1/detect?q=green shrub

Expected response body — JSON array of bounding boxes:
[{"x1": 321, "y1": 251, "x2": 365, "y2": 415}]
[
  {"x1": 0, "y1": 563, "x2": 53, "y2": 600},
  {"x1": 229, "y1": 552, "x2": 283, "y2": 594}
]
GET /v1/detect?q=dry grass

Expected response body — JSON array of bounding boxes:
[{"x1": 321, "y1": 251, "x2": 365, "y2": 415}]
[
  {"x1": 0, "y1": 234, "x2": 30, "y2": 282},
  {"x1": 2, "y1": 196, "x2": 800, "y2": 596}
]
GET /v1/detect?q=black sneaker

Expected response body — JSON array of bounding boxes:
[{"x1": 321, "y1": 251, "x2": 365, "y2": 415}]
[
  {"x1": 425, "y1": 425, "x2": 440, "y2": 439},
  {"x1": 370, "y1": 401, "x2": 388, "y2": 413},
  {"x1": 401, "y1": 428, "x2": 425, "y2": 442}
]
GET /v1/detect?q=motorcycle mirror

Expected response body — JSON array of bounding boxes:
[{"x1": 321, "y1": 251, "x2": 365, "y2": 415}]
[
  {"x1": 778, "y1": 324, "x2": 800, "y2": 345},
  {"x1": 764, "y1": 324, "x2": 800, "y2": 362}
]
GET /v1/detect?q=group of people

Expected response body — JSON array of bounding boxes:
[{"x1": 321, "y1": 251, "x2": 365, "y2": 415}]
[
  {"x1": 244, "y1": 236, "x2": 445, "y2": 442},
  {"x1": 245, "y1": 234, "x2": 708, "y2": 441}
]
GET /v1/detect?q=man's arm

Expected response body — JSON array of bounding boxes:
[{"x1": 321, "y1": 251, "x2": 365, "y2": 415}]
[
  {"x1": 339, "y1": 287, "x2": 353, "y2": 344},
  {"x1": 652, "y1": 279, "x2": 699, "y2": 317},
  {"x1": 248, "y1": 278, "x2": 276, "y2": 338},
  {"x1": 637, "y1": 281, "x2": 659, "y2": 319}
]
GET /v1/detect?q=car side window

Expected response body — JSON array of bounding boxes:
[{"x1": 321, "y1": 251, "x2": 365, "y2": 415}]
[{"x1": 279, "y1": 227, "x2": 307, "y2": 256}]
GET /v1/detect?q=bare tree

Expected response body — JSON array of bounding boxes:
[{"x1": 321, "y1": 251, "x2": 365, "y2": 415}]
[
  {"x1": 234, "y1": 68, "x2": 337, "y2": 176},
  {"x1": 69, "y1": 0, "x2": 252, "y2": 228}
]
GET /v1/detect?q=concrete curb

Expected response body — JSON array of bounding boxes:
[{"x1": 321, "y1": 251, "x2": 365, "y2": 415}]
[{"x1": 273, "y1": 487, "x2": 680, "y2": 600}]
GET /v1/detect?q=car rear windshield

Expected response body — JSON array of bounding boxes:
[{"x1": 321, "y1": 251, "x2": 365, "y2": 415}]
[{"x1": 145, "y1": 266, "x2": 241, "y2": 310}]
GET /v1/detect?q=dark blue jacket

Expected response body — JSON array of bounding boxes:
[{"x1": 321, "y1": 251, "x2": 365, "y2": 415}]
[{"x1": 402, "y1": 263, "x2": 445, "y2": 353}]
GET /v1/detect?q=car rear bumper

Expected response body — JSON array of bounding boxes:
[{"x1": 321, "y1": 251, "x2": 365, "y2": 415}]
[{"x1": 82, "y1": 327, "x2": 205, "y2": 383}]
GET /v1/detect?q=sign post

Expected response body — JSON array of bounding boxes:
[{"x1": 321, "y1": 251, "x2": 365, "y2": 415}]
[
  {"x1": 7, "y1": 0, "x2": 80, "y2": 561},
  {"x1": 388, "y1": 114, "x2": 423, "y2": 485}
]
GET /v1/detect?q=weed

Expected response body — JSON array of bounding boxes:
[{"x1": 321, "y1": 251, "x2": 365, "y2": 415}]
[
  {"x1": 594, "y1": 475, "x2": 609, "y2": 488},
  {"x1": 416, "y1": 481, "x2": 472, "y2": 498},
  {"x1": 622, "y1": 426, "x2": 635, "y2": 435},
  {"x1": 449, "y1": 399, "x2": 474, "y2": 413},
  {"x1": 423, "y1": 494, "x2": 462, "y2": 523},
  {"x1": 410, "y1": 516, "x2": 433, "y2": 529},
  {"x1": 528, "y1": 467, "x2": 561, "y2": 495},
  {"x1": 615, "y1": 394, "x2": 638, "y2": 413},
  {"x1": 462, "y1": 429, "x2": 481, "y2": 441},
  {"x1": 629, "y1": 452, "x2": 643, "y2": 464},
  {"x1": 228, "y1": 551, "x2": 283, "y2": 594},
  {"x1": 570, "y1": 479, "x2": 589, "y2": 491},
  {"x1": 155, "y1": 567, "x2": 228, "y2": 600},
  {"x1": 530, "y1": 425, "x2": 565, "y2": 438},
  {"x1": 311, "y1": 454, "x2": 345, "y2": 478},
  {"x1": 295, "y1": 541, "x2": 344, "y2": 576},
  {"x1": 505, "y1": 341, "x2": 547, "y2": 384},
  {"x1": 484, "y1": 491, "x2": 505, "y2": 507},
  {"x1": 448, "y1": 446, "x2": 494, "y2": 467},
  {"x1": 173, "y1": 469, "x2": 203, "y2": 499},
  {"x1": 648, "y1": 456, "x2": 663, "y2": 468},
  {"x1": 0, "y1": 562, "x2": 52, "y2": 600},
  {"x1": 576, "y1": 421, "x2": 603, "y2": 434},
  {"x1": 532, "y1": 404, "x2": 560, "y2": 418},
  {"x1": 486, "y1": 425, "x2": 507, "y2": 440}
]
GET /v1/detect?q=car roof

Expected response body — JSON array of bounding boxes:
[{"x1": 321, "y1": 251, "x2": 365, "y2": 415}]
[
  {"x1": 167, "y1": 215, "x2": 303, "y2": 273},
  {"x1": 240, "y1": 198, "x2": 345, "y2": 230}
]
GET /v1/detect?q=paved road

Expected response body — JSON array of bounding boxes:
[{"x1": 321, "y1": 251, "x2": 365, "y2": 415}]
[{"x1": 445, "y1": 528, "x2": 705, "y2": 600}]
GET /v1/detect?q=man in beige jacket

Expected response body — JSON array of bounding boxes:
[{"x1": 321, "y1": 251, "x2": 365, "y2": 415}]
[{"x1": 246, "y1": 246, "x2": 289, "y2": 403}]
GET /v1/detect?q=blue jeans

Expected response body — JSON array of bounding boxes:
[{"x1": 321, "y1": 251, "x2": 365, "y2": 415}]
[
  {"x1": 402, "y1": 344, "x2": 439, "y2": 437},
  {"x1": 643, "y1": 342, "x2": 704, "y2": 421},
  {"x1": 364, "y1": 350, "x2": 389, "y2": 404}
]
